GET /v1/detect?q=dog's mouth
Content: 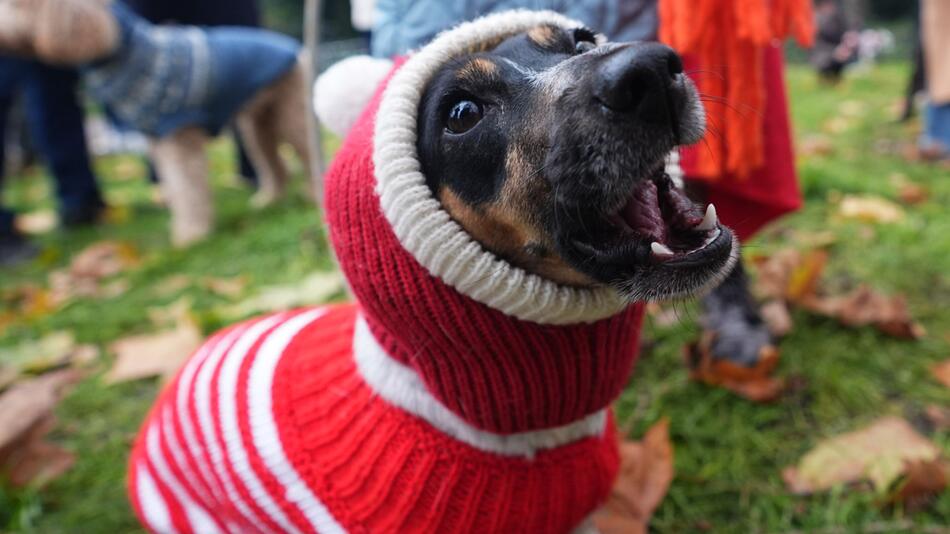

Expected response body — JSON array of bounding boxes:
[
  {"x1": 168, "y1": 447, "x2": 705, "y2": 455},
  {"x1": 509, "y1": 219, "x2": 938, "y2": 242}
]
[{"x1": 562, "y1": 165, "x2": 733, "y2": 280}]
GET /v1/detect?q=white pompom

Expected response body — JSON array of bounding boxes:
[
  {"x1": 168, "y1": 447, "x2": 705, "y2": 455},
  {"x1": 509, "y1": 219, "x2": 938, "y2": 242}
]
[{"x1": 314, "y1": 55, "x2": 394, "y2": 138}]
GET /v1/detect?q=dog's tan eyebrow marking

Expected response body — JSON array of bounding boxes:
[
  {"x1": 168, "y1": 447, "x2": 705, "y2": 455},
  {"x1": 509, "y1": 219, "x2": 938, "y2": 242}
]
[
  {"x1": 527, "y1": 24, "x2": 559, "y2": 48},
  {"x1": 457, "y1": 57, "x2": 499, "y2": 82}
]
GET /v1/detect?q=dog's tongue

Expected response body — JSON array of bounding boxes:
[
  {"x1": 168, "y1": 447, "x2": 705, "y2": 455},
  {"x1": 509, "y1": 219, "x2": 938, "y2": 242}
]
[
  {"x1": 621, "y1": 176, "x2": 706, "y2": 244},
  {"x1": 622, "y1": 179, "x2": 666, "y2": 242}
]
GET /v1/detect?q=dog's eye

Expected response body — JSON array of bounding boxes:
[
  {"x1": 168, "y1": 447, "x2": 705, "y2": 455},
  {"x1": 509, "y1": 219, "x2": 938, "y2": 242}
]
[
  {"x1": 446, "y1": 100, "x2": 483, "y2": 134},
  {"x1": 573, "y1": 27, "x2": 597, "y2": 54}
]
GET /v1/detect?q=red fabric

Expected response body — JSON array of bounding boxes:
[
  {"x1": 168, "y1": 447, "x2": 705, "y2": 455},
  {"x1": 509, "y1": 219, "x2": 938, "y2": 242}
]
[
  {"x1": 681, "y1": 45, "x2": 802, "y2": 240},
  {"x1": 129, "y1": 305, "x2": 622, "y2": 533},
  {"x1": 325, "y1": 61, "x2": 645, "y2": 434}
]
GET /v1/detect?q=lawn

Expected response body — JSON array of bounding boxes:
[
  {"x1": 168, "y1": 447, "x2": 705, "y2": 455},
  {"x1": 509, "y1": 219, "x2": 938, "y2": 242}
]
[{"x1": 2, "y1": 62, "x2": 949, "y2": 533}]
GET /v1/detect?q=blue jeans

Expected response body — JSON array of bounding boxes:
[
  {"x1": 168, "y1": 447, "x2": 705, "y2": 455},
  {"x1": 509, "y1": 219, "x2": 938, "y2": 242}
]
[
  {"x1": 923, "y1": 100, "x2": 950, "y2": 154},
  {"x1": 0, "y1": 56, "x2": 102, "y2": 235}
]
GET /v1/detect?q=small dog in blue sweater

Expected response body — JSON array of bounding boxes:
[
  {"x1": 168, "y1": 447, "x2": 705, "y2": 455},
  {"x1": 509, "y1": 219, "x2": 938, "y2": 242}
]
[{"x1": 0, "y1": 0, "x2": 313, "y2": 245}]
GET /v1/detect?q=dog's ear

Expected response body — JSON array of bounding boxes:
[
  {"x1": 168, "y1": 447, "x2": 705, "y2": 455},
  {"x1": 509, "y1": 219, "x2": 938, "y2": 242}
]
[
  {"x1": 313, "y1": 55, "x2": 394, "y2": 138},
  {"x1": 33, "y1": 0, "x2": 119, "y2": 65}
]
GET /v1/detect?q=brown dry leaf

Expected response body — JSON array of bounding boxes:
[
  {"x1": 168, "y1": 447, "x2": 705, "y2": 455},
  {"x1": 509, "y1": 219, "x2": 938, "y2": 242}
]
[
  {"x1": 803, "y1": 285, "x2": 925, "y2": 340},
  {"x1": 106, "y1": 318, "x2": 202, "y2": 384},
  {"x1": 932, "y1": 360, "x2": 950, "y2": 388},
  {"x1": 897, "y1": 183, "x2": 929, "y2": 205},
  {"x1": 797, "y1": 135, "x2": 835, "y2": 157},
  {"x1": 2, "y1": 284, "x2": 60, "y2": 320},
  {"x1": 685, "y1": 332, "x2": 785, "y2": 403},
  {"x1": 69, "y1": 240, "x2": 139, "y2": 280},
  {"x1": 838, "y1": 195, "x2": 905, "y2": 224},
  {"x1": 760, "y1": 300, "x2": 793, "y2": 337},
  {"x1": 924, "y1": 405, "x2": 950, "y2": 431},
  {"x1": 0, "y1": 369, "x2": 81, "y2": 487},
  {"x1": 15, "y1": 210, "x2": 57, "y2": 235},
  {"x1": 45, "y1": 240, "x2": 140, "y2": 304},
  {"x1": 782, "y1": 416, "x2": 944, "y2": 495},
  {"x1": 592, "y1": 419, "x2": 673, "y2": 534},
  {"x1": 752, "y1": 248, "x2": 828, "y2": 303},
  {"x1": 4, "y1": 416, "x2": 75, "y2": 488},
  {"x1": 885, "y1": 459, "x2": 950, "y2": 512}
]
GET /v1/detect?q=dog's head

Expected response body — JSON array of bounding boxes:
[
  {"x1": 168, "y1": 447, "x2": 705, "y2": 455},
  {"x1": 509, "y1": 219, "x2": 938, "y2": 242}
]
[
  {"x1": 417, "y1": 24, "x2": 736, "y2": 302},
  {"x1": 0, "y1": 0, "x2": 118, "y2": 64}
]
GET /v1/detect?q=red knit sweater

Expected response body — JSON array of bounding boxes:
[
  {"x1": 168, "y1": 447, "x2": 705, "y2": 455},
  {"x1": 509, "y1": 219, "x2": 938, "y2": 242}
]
[{"x1": 129, "y1": 306, "x2": 623, "y2": 533}]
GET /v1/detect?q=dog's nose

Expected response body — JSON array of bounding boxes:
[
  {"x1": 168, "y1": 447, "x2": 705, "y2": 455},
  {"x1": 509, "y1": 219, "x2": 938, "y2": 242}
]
[{"x1": 593, "y1": 43, "x2": 684, "y2": 123}]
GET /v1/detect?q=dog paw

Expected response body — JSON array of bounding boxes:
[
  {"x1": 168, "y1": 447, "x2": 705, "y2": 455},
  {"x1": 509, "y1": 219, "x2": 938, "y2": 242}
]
[{"x1": 705, "y1": 309, "x2": 776, "y2": 367}]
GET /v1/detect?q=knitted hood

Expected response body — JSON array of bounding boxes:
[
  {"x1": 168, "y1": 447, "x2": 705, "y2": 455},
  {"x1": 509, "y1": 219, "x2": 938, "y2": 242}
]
[{"x1": 324, "y1": 11, "x2": 645, "y2": 435}]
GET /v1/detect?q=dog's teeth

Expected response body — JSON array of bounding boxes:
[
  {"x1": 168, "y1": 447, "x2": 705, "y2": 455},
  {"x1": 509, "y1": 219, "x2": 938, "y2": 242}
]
[
  {"x1": 651, "y1": 242, "x2": 675, "y2": 257},
  {"x1": 696, "y1": 204, "x2": 718, "y2": 231}
]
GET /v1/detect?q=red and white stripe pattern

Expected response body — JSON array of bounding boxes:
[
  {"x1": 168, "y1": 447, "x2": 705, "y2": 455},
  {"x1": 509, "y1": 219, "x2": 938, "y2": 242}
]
[
  {"x1": 129, "y1": 305, "x2": 622, "y2": 533},
  {"x1": 129, "y1": 308, "x2": 342, "y2": 534}
]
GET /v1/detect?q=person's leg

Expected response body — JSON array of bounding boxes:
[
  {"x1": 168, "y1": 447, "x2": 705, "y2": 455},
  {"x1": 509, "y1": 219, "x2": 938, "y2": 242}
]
[
  {"x1": 23, "y1": 62, "x2": 104, "y2": 225},
  {"x1": 921, "y1": 100, "x2": 950, "y2": 158},
  {"x1": 0, "y1": 58, "x2": 39, "y2": 266}
]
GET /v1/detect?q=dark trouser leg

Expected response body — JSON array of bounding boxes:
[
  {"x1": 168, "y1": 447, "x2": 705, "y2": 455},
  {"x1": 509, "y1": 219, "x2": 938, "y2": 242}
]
[
  {"x1": 0, "y1": 92, "x2": 13, "y2": 237},
  {"x1": 234, "y1": 130, "x2": 258, "y2": 186},
  {"x1": 23, "y1": 62, "x2": 104, "y2": 223}
]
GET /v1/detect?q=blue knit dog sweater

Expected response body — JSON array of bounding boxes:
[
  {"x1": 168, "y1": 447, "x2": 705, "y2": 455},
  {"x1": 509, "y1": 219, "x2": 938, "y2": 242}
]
[{"x1": 85, "y1": 3, "x2": 299, "y2": 137}]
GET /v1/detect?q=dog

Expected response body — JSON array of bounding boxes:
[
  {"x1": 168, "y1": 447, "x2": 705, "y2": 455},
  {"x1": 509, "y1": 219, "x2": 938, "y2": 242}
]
[
  {"x1": 126, "y1": 11, "x2": 737, "y2": 533},
  {"x1": 0, "y1": 0, "x2": 312, "y2": 246}
]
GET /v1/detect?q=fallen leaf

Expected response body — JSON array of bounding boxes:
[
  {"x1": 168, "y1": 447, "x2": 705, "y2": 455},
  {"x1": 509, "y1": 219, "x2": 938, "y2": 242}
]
[
  {"x1": 0, "y1": 369, "x2": 82, "y2": 487},
  {"x1": 838, "y1": 195, "x2": 905, "y2": 224},
  {"x1": 783, "y1": 417, "x2": 944, "y2": 495},
  {"x1": 752, "y1": 249, "x2": 828, "y2": 303},
  {"x1": 897, "y1": 183, "x2": 929, "y2": 205},
  {"x1": 885, "y1": 459, "x2": 950, "y2": 512},
  {"x1": 760, "y1": 300, "x2": 793, "y2": 337},
  {"x1": 219, "y1": 271, "x2": 344, "y2": 319},
  {"x1": 146, "y1": 297, "x2": 194, "y2": 328},
  {"x1": 802, "y1": 286, "x2": 925, "y2": 340},
  {"x1": 0, "y1": 331, "x2": 77, "y2": 375},
  {"x1": 786, "y1": 250, "x2": 828, "y2": 302},
  {"x1": 797, "y1": 134, "x2": 835, "y2": 157},
  {"x1": 69, "y1": 240, "x2": 139, "y2": 280},
  {"x1": 932, "y1": 360, "x2": 950, "y2": 388},
  {"x1": 751, "y1": 249, "x2": 923, "y2": 340},
  {"x1": 684, "y1": 332, "x2": 784, "y2": 403},
  {"x1": 45, "y1": 240, "x2": 140, "y2": 304},
  {"x1": 4, "y1": 416, "x2": 75, "y2": 488},
  {"x1": 15, "y1": 210, "x2": 57, "y2": 235},
  {"x1": 924, "y1": 405, "x2": 950, "y2": 431},
  {"x1": 106, "y1": 318, "x2": 202, "y2": 384},
  {"x1": 593, "y1": 419, "x2": 673, "y2": 534}
]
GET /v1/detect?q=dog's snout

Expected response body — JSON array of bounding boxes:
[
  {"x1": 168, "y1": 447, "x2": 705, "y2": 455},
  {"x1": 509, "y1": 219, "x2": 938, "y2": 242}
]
[{"x1": 593, "y1": 44, "x2": 683, "y2": 123}]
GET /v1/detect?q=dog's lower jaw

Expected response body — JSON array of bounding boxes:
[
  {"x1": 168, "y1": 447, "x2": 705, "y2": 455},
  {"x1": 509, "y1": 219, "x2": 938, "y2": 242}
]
[{"x1": 32, "y1": 0, "x2": 120, "y2": 65}]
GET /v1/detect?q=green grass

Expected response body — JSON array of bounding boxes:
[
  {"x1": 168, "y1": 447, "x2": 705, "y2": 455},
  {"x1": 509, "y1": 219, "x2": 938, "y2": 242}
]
[{"x1": 2, "y1": 62, "x2": 949, "y2": 533}]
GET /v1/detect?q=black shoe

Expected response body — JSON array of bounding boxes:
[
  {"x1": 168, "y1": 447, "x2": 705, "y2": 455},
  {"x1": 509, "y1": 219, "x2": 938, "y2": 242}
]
[
  {"x1": 0, "y1": 232, "x2": 40, "y2": 267},
  {"x1": 60, "y1": 199, "x2": 106, "y2": 227}
]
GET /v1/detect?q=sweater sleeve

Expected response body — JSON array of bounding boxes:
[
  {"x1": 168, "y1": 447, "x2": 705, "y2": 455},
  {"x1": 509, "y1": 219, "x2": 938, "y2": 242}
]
[{"x1": 371, "y1": 0, "x2": 461, "y2": 58}]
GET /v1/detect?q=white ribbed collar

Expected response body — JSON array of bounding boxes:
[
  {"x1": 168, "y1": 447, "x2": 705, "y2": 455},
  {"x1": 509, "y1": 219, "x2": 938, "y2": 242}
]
[
  {"x1": 352, "y1": 315, "x2": 608, "y2": 458},
  {"x1": 372, "y1": 10, "x2": 632, "y2": 326}
]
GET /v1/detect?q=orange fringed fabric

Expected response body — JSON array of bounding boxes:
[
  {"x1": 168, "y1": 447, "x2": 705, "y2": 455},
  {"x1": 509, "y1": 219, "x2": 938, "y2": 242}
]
[{"x1": 659, "y1": 0, "x2": 814, "y2": 180}]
